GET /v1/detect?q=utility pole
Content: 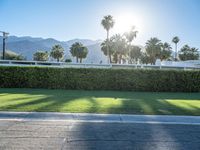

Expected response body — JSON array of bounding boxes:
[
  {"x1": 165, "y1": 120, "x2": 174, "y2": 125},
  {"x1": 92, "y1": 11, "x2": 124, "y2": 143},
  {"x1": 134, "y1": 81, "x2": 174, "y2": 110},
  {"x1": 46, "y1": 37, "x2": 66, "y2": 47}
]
[{"x1": 0, "y1": 31, "x2": 9, "y2": 60}]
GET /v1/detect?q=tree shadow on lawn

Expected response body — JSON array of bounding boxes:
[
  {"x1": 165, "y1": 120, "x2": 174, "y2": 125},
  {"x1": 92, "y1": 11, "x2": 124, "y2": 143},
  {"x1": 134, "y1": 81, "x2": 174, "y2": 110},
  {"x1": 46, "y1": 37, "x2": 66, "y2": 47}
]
[
  {"x1": 0, "y1": 89, "x2": 99, "y2": 113},
  {"x1": 0, "y1": 88, "x2": 199, "y2": 115}
]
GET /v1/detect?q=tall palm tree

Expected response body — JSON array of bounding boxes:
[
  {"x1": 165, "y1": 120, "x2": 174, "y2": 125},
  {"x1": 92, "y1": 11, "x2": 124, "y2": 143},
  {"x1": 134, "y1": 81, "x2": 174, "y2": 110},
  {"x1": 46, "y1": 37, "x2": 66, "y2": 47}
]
[
  {"x1": 172, "y1": 36, "x2": 180, "y2": 61},
  {"x1": 124, "y1": 26, "x2": 138, "y2": 64},
  {"x1": 101, "y1": 15, "x2": 115, "y2": 63}
]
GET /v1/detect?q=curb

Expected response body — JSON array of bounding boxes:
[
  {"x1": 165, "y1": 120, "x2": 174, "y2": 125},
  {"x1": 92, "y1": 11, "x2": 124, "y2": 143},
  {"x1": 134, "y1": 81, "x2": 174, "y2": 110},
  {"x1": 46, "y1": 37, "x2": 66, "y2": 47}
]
[{"x1": 0, "y1": 111, "x2": 200, "y2": 125}]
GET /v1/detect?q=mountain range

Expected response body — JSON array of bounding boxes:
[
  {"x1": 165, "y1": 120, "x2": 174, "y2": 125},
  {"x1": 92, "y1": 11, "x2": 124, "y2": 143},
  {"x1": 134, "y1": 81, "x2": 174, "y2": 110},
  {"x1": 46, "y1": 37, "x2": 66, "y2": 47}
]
[{"x1": 0, "y1": 36, "x2": 106, "y2": 63}]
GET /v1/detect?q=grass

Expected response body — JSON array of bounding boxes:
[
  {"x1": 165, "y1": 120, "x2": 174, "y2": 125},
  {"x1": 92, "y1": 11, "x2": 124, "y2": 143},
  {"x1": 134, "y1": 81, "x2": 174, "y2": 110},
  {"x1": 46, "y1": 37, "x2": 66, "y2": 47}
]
[{"x1": 0, "y1": 88, "x2": 199, "y2": 116}]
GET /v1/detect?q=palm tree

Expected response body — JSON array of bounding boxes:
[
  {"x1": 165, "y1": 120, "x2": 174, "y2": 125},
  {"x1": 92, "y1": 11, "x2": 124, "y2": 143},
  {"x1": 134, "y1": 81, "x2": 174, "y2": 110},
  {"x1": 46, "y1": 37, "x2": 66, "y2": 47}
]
[
  {"x1": 101, "y1": 15, "x2": 115, "y2": 63},
  {"x1": 50, "y1": 45, "x2": 64, "y2": 62},
  {"x1": 145, "y1": 37, "x2": 162, "y2": 65},
  {"x1": 111, "y1": 34, "x2": 127, "y2": 64},
  {"x1": 124, "y1": 26, "x2": 138, "y2": 63},
  {"x1": 179, "y1": 45, "x2": 199, "y2": 61},
  {"x1": 172, "y1": 36, "x2": 180, "y2": 61},
  {"x1": 70, "y1": 42, "x2": 88, "y2": 63},
  {"x1": 160, "y1": 42, "x2": 172, "y2": 61},
  {"x1": 78, "y1": 46, "x2": 88, "y2": 63},
  {"x1": 129, "y1": 45, "x2": 142, "y2": 64},
  {"x1": 101, "y1": 39, "x2": 114, "y2": 62},
  {"x1": 70, "y1": 42, "x2": 80, "y2": 63}
]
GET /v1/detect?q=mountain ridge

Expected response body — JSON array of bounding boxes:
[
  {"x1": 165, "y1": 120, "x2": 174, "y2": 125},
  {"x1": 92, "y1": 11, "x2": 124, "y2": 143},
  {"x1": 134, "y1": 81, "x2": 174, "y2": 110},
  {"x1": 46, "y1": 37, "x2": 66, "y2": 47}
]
[{"x1": 0, "y1": 36, "x2": 107, "y2": 63}]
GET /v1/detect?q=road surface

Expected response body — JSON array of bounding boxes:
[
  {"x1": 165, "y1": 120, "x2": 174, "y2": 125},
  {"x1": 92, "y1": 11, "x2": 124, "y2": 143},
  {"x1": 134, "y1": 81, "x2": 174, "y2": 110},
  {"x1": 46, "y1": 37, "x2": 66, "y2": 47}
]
[{"x1": 0, "y1": 120, "x2": 199, "y2": 150}]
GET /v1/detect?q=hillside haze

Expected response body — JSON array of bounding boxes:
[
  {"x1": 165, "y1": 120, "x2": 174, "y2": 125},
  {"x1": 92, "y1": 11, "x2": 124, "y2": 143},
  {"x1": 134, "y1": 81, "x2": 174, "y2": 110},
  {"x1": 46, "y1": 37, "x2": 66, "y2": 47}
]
[{"x1": 0, "y1": 36, "x2": 106, "y2": 63}]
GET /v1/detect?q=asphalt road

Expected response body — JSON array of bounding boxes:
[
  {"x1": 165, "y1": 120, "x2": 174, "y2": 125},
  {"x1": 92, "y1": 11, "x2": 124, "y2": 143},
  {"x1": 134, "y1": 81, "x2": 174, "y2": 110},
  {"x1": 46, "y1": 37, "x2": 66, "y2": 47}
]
[{"x1": 0, "y1": 120, "x2": 200, "y2": 150}]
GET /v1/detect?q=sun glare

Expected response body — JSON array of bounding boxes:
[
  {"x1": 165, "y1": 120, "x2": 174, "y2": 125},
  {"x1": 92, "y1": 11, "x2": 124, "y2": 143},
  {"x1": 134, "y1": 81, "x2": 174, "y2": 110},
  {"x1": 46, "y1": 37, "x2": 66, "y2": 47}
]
[{"x1": 113, "y1": 13, "x2": 143, "y2": 34}]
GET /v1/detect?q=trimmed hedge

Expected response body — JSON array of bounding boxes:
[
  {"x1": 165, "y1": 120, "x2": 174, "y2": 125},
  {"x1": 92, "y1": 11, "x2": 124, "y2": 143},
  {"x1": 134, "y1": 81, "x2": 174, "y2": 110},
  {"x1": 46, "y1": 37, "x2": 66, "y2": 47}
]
[{"x1": 0, "y1": 66, "x2": 199, "y2": 92}]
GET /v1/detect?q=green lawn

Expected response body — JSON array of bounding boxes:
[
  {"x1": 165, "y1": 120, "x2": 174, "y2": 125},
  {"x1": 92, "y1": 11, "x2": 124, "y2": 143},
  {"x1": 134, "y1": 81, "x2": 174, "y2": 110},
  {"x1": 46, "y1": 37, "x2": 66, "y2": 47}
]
[{"x1": 0, "y1": 88, "x2": 199, "y2": 116}]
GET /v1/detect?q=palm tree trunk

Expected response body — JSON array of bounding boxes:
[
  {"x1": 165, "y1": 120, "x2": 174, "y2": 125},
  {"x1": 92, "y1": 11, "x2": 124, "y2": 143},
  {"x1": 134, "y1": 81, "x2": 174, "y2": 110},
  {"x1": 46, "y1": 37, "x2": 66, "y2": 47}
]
[
  {"x1": 119, "y1": 54, "x2": 122, "y2": 64},
  {"x1": 129, "y1": 43, "x2": 131, "y2": 64},
  {"x1": 175, "y1": 44, "x2": 178, "y2": 61},
  {"x1": 109, "y1": 55, "x2": 112, "y2": 63},
  {"x1": 107, "y1": 30, "x2": 110, "y2": 64},
  {"x1": 57, "y1": 58, "x2": 59, "y2": 62},
  {"x1": 76, "y1": 57, "x2": 78, "y2": 63},
  {"x1": 80, "y1": 58, "x2": 82, "y2": 63}
]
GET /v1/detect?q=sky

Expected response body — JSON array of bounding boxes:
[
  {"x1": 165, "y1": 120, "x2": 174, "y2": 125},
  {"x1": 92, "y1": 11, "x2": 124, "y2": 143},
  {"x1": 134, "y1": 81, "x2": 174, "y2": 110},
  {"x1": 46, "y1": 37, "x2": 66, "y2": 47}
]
[{"x1": 0, "y1": 0, "x2": 200, "y2": 49}]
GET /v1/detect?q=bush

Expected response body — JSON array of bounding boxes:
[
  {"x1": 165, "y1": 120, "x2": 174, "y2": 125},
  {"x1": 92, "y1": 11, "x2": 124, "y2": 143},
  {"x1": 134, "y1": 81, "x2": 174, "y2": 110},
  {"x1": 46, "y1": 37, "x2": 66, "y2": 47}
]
[
  {"x1": 0, "y1": 66, "x2": 199, "y2": 92},
  {"x1": 33, "y1": 51, "x2": 49, "y2": 61},
  {"x1": 0, "y1": 50, "x2": 25, "y2": 60},
  {"x1": 65, "y1": 58, "x2": 72, "y2": 63}
]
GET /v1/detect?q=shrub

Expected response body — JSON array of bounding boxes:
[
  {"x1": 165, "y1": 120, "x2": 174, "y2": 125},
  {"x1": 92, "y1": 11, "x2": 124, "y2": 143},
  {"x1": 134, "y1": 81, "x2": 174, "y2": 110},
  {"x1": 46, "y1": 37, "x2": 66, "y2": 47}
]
[
  {"x1": 0, "y1": 66, "x2": 199, "y2": 92},
  {"x1": 33, "y1": 51, "x2": 49, "y2": 61},
  {"x1": 65, "y1": 58, "x2": 72, "y2": 63}
]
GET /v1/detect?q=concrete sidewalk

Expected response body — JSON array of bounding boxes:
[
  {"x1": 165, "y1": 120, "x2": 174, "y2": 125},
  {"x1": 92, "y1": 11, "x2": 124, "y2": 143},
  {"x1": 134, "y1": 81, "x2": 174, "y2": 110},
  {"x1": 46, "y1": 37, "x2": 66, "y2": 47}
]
[{"x1": 0, "y1": 111, "x2": 200, "y2": 125}]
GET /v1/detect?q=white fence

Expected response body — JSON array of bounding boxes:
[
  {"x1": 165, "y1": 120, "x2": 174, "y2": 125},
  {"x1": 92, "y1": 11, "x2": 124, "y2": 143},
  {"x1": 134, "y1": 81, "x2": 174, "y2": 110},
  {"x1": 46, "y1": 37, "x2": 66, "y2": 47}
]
[{"x1": 0, "y1": 60, "x2": 199, "y2": 70}]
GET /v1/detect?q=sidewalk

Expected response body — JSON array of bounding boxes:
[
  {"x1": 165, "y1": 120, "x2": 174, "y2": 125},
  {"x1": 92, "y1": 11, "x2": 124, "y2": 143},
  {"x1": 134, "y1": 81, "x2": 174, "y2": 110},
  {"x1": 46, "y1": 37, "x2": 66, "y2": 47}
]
[{"x1": 0, "y1": 111, "x2": 200, "y2": 125}]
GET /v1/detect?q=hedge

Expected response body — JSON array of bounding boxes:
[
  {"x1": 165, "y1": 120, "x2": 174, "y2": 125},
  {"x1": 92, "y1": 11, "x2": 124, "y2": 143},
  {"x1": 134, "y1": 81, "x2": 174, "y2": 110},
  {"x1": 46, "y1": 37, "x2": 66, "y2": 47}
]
[{"x1": 0, "y1": 66, "x2": 199, "y2": 92}]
